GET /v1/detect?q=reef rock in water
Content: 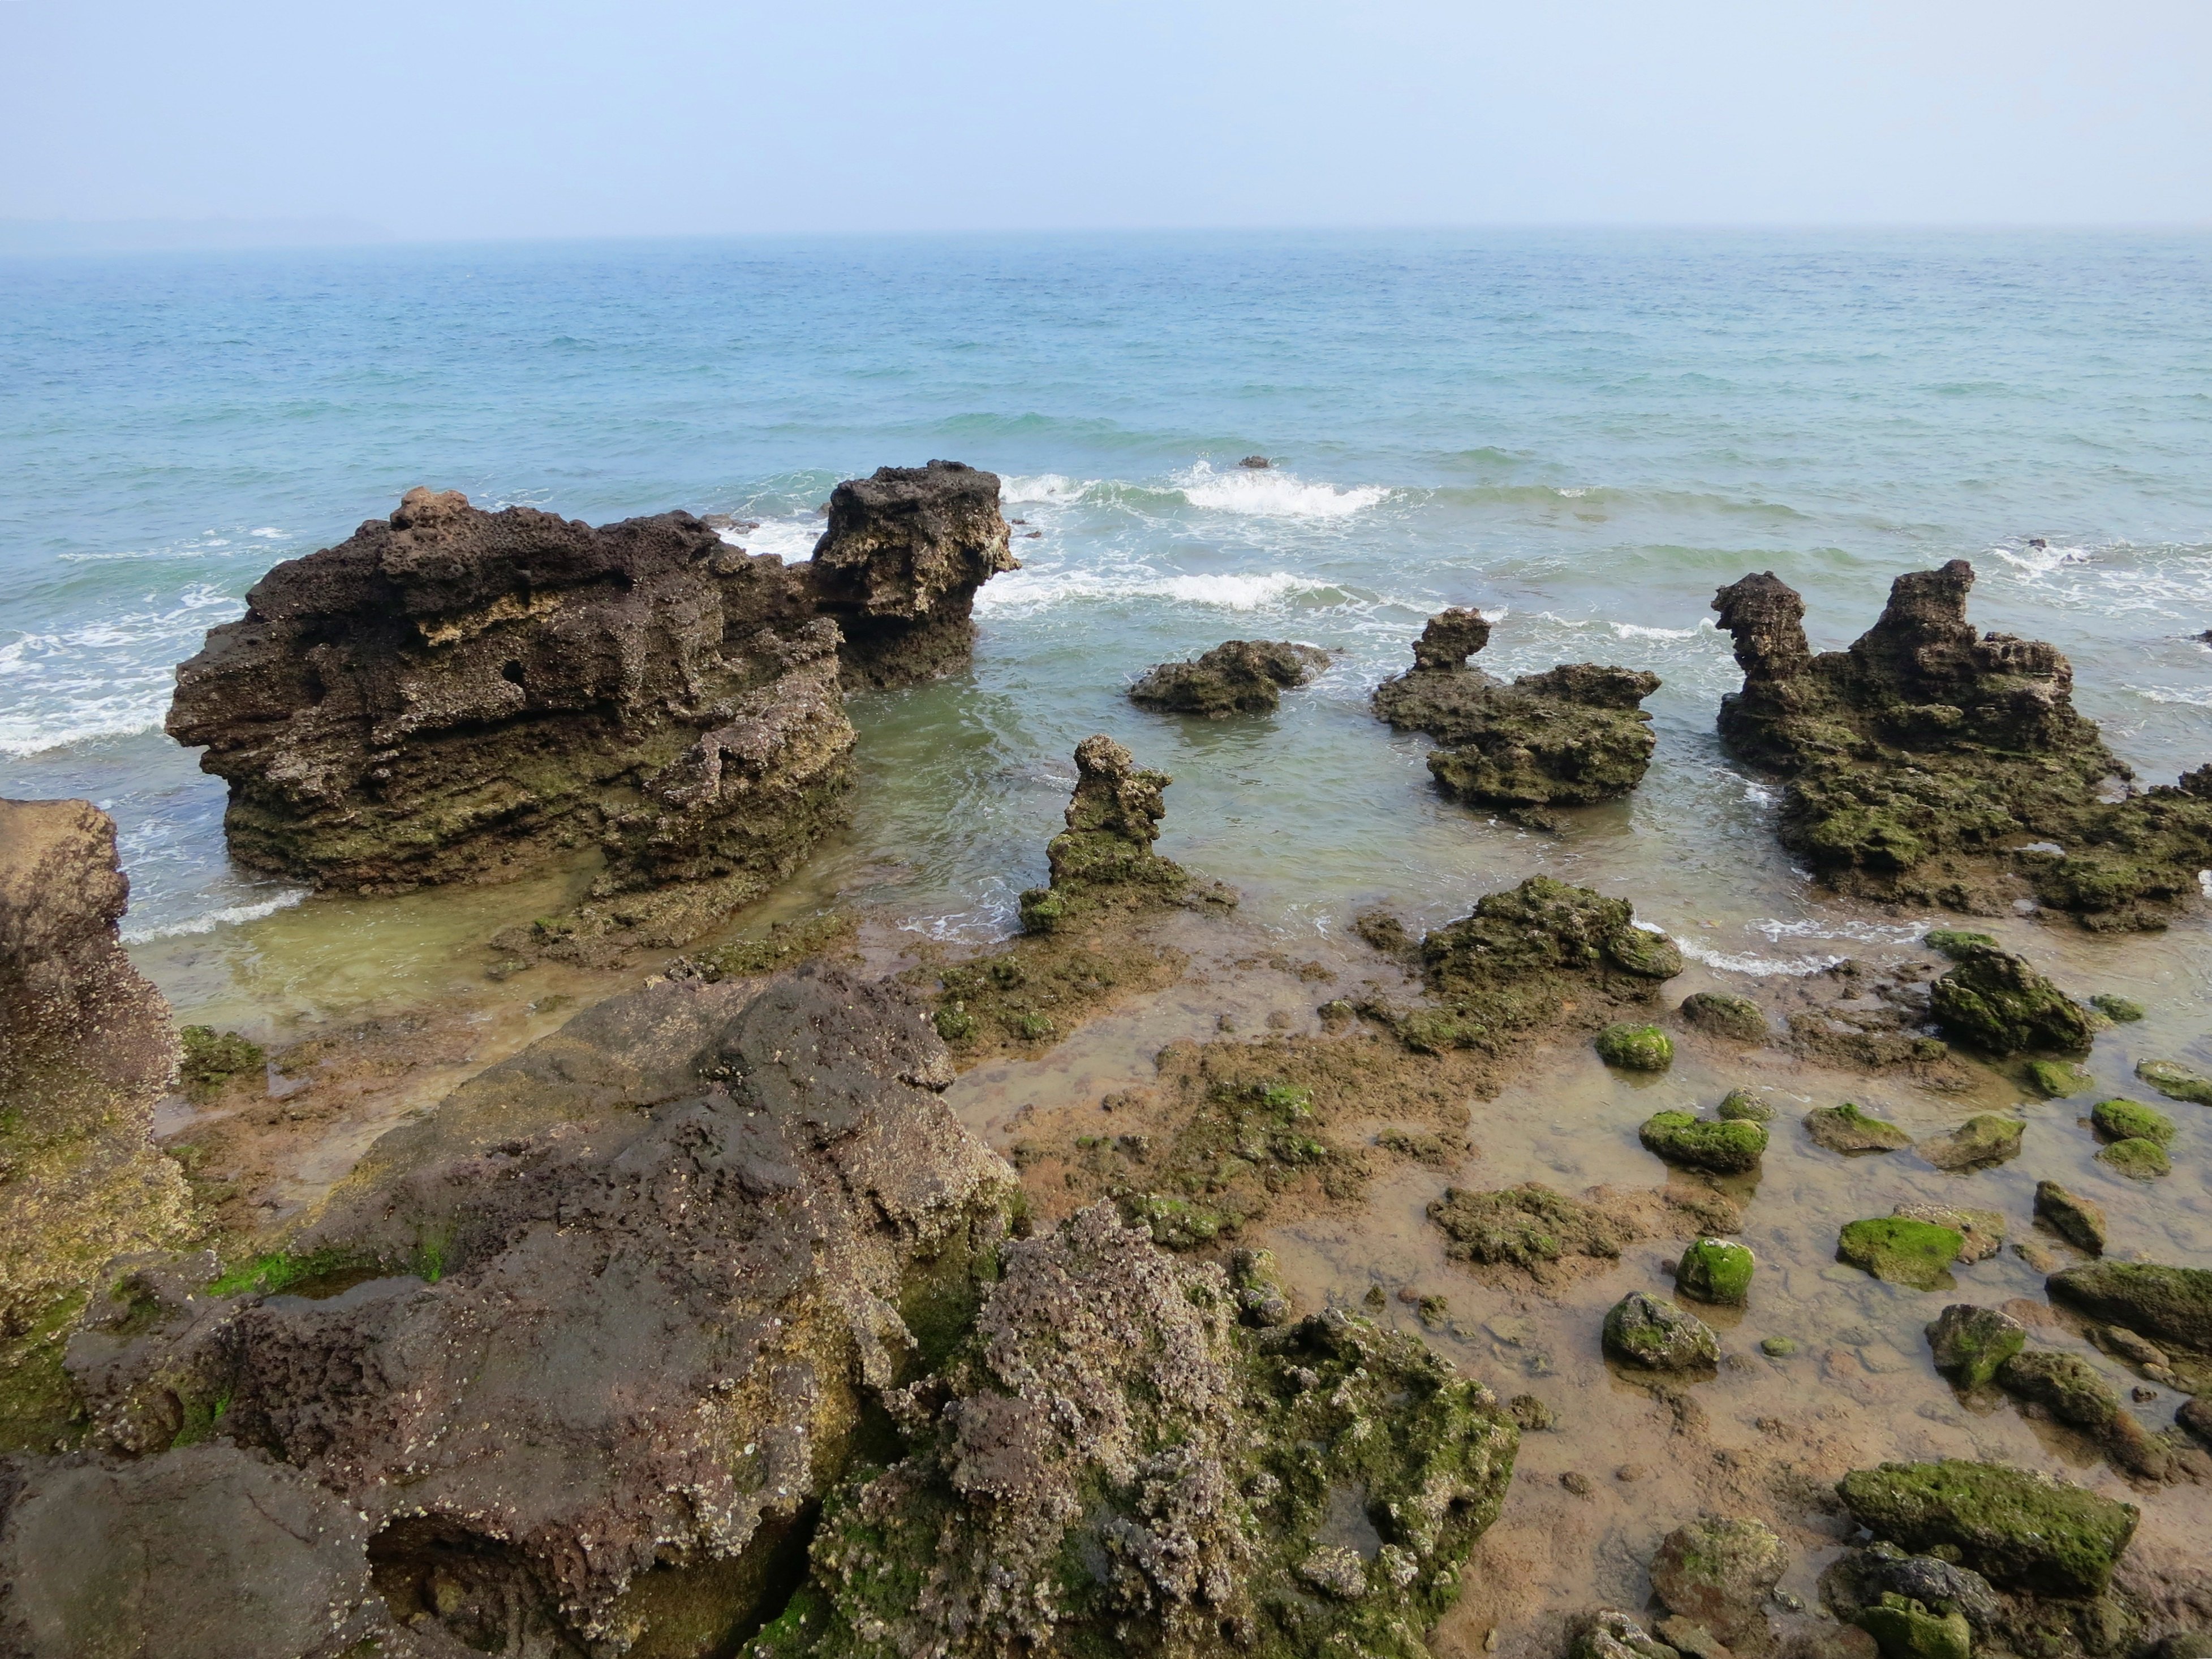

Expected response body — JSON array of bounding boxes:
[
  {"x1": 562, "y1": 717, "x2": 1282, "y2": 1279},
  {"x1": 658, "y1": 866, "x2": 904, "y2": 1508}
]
[
  {"x1": 1372, "y1": 608, "x2": 1660, "y2": 827},
  {"x1": 36, "y1": 967, "x2": 1018, "y2": 1656},
  {"x1": 1129, "y1": 637, "x2": 1331, "y2": 716},
  {"x1": 167, "y1": 462, "x2": 1014, "y2": 899},
  {"x1": 1711, "y1": 561, "x2": 2212, "y2": 928},
  {"x1": 1018, "y1": 734, "x2": 1233, "y2": 934},
  {"x1": 0, "y1": 799, "x2": 193, "y2": 1445},
  {"x1": 750, "y1": 1204, "x2": 1519, "y2": 1659}
]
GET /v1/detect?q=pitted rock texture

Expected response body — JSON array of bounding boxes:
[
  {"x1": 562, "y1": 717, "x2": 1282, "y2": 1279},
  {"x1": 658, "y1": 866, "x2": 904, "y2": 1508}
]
[
  {"x1": 1372, "y1": 607, "x2": 1660, "y2": 826},
  {"x1": 1128, "y1": 638, "x2": 1330, "y2": 716},
  {"x1": 62, "y1": 967, "x2": 1018, "y2": 1656},
  {"x1": 1711, "y1": 561, "x2": 2212, "y2": 928},
  {"x1": 746, "y1": 1204, "x2": 1520, "y2": 1659},
  {"x1": 167, "y1": 466, "x2": 1013, "y2": 898},
  {"x1": 0, "y1": 799, "x2": 192, "y2": 1443},
  {"x1": 1017, "y1": 735, "x2": 1231, "y2": 934}
]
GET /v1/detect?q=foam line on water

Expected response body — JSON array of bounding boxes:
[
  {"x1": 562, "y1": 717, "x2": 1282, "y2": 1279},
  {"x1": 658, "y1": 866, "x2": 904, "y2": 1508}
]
[
  {"x1": 0, "y1": 585, "x2": 243, "y2": 756},
  {"x1": 1677, "y1": 937, "x2": 1846, "y2": 977},
  {"x1": 120, "y1": 887, "x2": 308, "y2": 942},
  {"x1": 1173, "y1": 461, "x2": 1388, "y2": 519},
  {"x1": 975, "y1": 567, "x2": 1349, "y2": 616}
]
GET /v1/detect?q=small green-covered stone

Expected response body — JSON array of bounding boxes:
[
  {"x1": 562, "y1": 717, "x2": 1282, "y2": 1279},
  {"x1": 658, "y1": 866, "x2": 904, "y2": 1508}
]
[
  {"x1": 1679, "y1": 992, "x2": 1768, "y2": 1042},
  {"x1": 2088, "y1": 994, "x2": 2144, "y2": 1023},
  {"x1": 2136, "y1": 1059, "x2": 2212, "y2": 1106},
  {"x1": 2089, "y1": 1098, "x2": 2172, "y2": 1145},
  {"x1": 1596, "y1": 1022, "x2": 1673, "y2": 1071},
  {"x1": 1925, "y1": 1303, "x2": 2026, "y2": 1389},
  {"x1": 1928, "y1": 944, "x2": 2095, "y2": 1055},
  {"x1": 1639, "y1": 1111, "x2": 1767, "y2": 1173},
  {"x1": 1858, "y1": 1593, "x2": 1972, "y2": 1659},
  {"x1": 1923, "y1": 930, "x2": 1999, "y2": 960},
  {"x1": 1760, "y1": 1335, "x2": 1798, "y2": 1358},
  {"x1": 2034, "y1": 1180, "x2": 2106, "y2": 1255},
  {"x1": 2098, "y1": 1137, "x2": 2170, "y2": 1179},
  {"x1": 1806, "y1": 1101, "x2": 1913, "y2": 1154},
  {"x1": 1839, "y1": 1218, "x2": 1965, "y2": 1290},
  {"x1": 1916, "y1": 1115, "x2": 2022, "y2": 1172},
  {"x1": 2024, "y1": 1059, "x2": 2090, "y2": 1098},
  {"x1": 1835, "y1": 1458, "x2": 2138, "y2": 1597},
  {"x1": 1677, "y1": 1238, "x2": 1755, "y2": 1306},
  {"x1": 1717, "y1": 1089, "x2": 1776, "y2": 1123},
  {"x1": 1602, "y1": 1291, "x2": 1719, "y2": 1371}
]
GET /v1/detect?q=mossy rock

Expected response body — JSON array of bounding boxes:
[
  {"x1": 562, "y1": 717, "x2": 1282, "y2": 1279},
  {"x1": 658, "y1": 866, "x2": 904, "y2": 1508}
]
[
  {"x1": 1679, "y1": 993, "x2": 1767, "y2": 1043},
  {"x1": 2135, "y1": 1058, "x2": 2212, "y2": 1106},
  {"x1": 1639, "y1": 1112, "x2": 1766, "y2": 1174},
  {"x1": 2033, "y1": 1180, "x2": 2106, "y2": 1255},
  {"x1": 1927, "y1": 944, "x2": 2094, "y2": 1055},
  {"x1": 1602, "y1": 1291, "x2": 1719, "y2": 1372},
  {"x1": 2089, "y1": 1098, "x2": 2173, "y2": 1145},
  {"x1": 1676, "y1": 1239, "x2": 1754, "y2": 1307},
  {"x1": 1916, "y1": 1114, "x2": 2022, "y2": 1172},
  {"x1": 178, "y1": 1025, "x2": 264, "y2": 1101},
  {"x1": 1835, "y1": 1458, "x2": 2138, "y2": 1597},
  {"x1": 2047, "y1": 1261, "x2": 2212, "y2": 1354},
  {"x1": 2087, "y1": 993, "x2": 2144, "y2": 1023},
  {"x1": 1923, "y1": 930, "x2": 1999, "y2": 960},
  {"x1": 1924, "y1": 1304, "x2": 2026, "y2": 1389},
  {"x1": 1716, "y1": 1089, "x2": 1776, "y2": 1123},
  {"x1": 1837, "y1": 1218, "x2": 1964, "y2": 1291},
  {"x1": 1806, "y1": 1102, "x2": 1913, "y2": 1154},
  {"x1": 2098, "y1": 1137, "x2": 2170, "y2": 1179},
  {"x1": 2023, "y1": 1058, "x2": 2090, "y2": 1099},
  {"x1": 1427, "y1": 1183, "x2": 1632, "y2": 1269},
  {"x1": 1859, "y1": 1593, "x2": 1972, "y2": 1659},
  {"x1": 1596, "y1": 1023, "x2": 1673, "y2": 1071}
]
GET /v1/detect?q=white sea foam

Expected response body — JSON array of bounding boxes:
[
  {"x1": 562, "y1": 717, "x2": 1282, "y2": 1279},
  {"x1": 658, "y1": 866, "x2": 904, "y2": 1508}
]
[
  {"x1": 1173, "y1": 461, "x2": 1387, "y2": 519},
  {"x1": 976, "y1": 567, "x2": 1337, "y2": 616},
  {"x1": 1749, "y1": 916, "x2": 1926, "y2": 945},
  {"x1": 2130, "y1": 685, "x2": 2212, "y2": 707},
  {"x1": 0, "y1": 585, "x2": 243, "y2": 756},
  {"x1": 120, "y1": 887, "x2": 308, "y2": 943},
  {"x1": 1677, "y1": 937, "x2": 1845, "y2": 977},
  {"x1": 1989, "y1": 542, "x2": 2093, "y2": 576},
  {"x1": 717, "y1": 516, "x2": 823, "y2": 563},
  {"x1": 249, "y1": 527, "x2": 286, "y2": 538},
  {"x1": 1002, "y1": 474, "x2": 1093, "y2": 506}
]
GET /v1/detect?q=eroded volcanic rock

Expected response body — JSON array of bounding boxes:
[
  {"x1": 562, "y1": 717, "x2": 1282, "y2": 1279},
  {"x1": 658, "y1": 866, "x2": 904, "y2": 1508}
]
[
  {"x1": 1372, "y1": 607, "x2": 1660, "y2": 826},
  {"x1": 0, "y1": 799, "x2": 193, "y2": 1443},
  {"x1": 1128, "y1": 637, "x2": 1330, "y2": 716},
  {"x1": 57, "y1": 966, "x2": 1018, "y2": 1654},
  {"x1": 1711, "y1": 561, "x2": 2212, "y2": 928},
  {"x1": 167, "y1": 464, "x2": 1013, "y2": 900},
  {"x1": 1017, "y1": 734, "x2": 1232, "y2": 934},
  {"x1": 749, "y1": 1205, "x2": 1519, "y2": 1658}
]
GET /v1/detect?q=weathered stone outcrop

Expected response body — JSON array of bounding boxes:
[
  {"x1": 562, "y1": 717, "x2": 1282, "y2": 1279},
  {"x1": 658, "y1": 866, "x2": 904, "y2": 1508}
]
[
  {"x1": 55, "y1": 966, "x2": 1019, "y2": 1654},
  {"x1": 746, "y1": 1205, "x2": 1520, "y2": 1659},
  {"x1": 1129, "y1": 638, "x2": 1330, "y2": 716},
  {"x1": 1712, "y1": 562, "x2": 2212, "y2": 927},
  {"x1": 0, "y1": 799, "x2": 193, "y2": 1448},
  {"x1": 1372, "y1": 607, "x2": 1660, "y2": 826},
  {"x1": 1017, "y1": 734, "x2": 1229, "y2": 935},
  {"x1": 166, "y1": 464, "x2": 1013, "y2": 903}
]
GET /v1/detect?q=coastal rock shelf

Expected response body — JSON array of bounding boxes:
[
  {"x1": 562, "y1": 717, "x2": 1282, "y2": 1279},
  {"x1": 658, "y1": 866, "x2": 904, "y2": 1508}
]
[
  {"x1": 166, "y1": 462, "x2": 1015, "y2": 900},
  {"x1": 1711, "y1": 560, "x2": 2212, "y2": 928}
]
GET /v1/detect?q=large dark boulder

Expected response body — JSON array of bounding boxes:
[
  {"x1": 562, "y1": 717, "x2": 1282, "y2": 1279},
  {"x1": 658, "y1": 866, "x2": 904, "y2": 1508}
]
[{"x1": 1711, "y1": 561, "x2": 2212, "y2": 927}]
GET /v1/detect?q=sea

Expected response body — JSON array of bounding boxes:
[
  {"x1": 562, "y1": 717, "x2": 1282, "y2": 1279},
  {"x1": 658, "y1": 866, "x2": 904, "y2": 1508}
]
[{"x1": 5, "y1": 229, "x2": 2212, "y2": 1018}]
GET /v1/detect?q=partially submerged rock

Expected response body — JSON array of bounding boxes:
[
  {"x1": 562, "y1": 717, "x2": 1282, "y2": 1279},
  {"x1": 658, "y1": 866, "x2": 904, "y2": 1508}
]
[
  {"x1": 1573, "y1": 1610, "x2": 1684, "y2": 1659},
  {"x1": 1893, "y1": 1204, "x2": 2005, "y2": 1264},
  {"x1": 2090, "y1": 1098, "x2": 2174, "y2": 1145},
  {"x1": 2034, "y1": 1180, "x2": 2107, "y2": 1255},
  {"x1": 2099, "y1": 1137, "x2": 2171, "y2": 1179},
  {"x1": 2047, "y1": 1262, "x2": 2212, "y2": 1354},
  {"x1": 1428, "y1": 1183, "x2": 1633, "y2": 1270},
  {"x1": 1835, "y1": 1459, "x2": 2138, "y2": 1598},
  {"x1": 1128, "y1": 637, "x2": 1329, "y2": 716},
  {"x1": 1925, "y1": 1304, "x2": 2026, "y2": 1389},
  {"x1": 1372, "y1": 608, "x2": 1660, "y2": 826},
  {"x1": 1650, "y1": 1515, "x2": 1788, "y2": 1651},
  {"x1": 1711, "y1": 561, "x2": 2212, "y2": 928},
  {"x1": 2025, "y1": 1058, "x2": 2092, "y2": 1098},
  {"x1": 1926, "y1": 942, "x2": 2094, "y2": 1055},
  {"x1": 1916, "y1": 1113, "x2": 2023, "y2": 1171},
  {"x1": 1806, "y1": 1101, "x2": 1913, "y2": 1154},
  {"x1": 1680, "y1": 992, "x2": 1769, "y2": 1043},
  {"x1": 1992, "y1": 1349, "x2": 2172, "y2": 1479},
  {"x1": 1858, "y1": 1593, "x2": 1972, "y2": 1659},
  {"x1": 1602, "y1": 1291, "x2": 1719, "y2": 1372},
  {"x1": 1718, "y1": 1088, "x2": 1779, "y2": 1122},
  {"x1": 2135, "y1": 1058, "x2": 2212, "y2": 1106},
  {"x1": 0, "y1": 799, "x2": 194, "y2": 1449},
  {"x1": 1640, "y1": 1111, "x2": 1766, "y2": 1173},
  {"x1": 1677, "y1": 1239, "x2": 1755, "y2": 1306},
  {"x1": 748, "y1": 1205, "x2": 1519, "y2": 1659},
  {"x1": 1837, "y1": 1218, "x2": 1965, "y2": 1291},
  {"x1": 1598, "y1": 1022, "x2": 1675, "y2": 1071},
  {"x1": 1017, "y1": 734, "x2": 1229, "y2": 935}
]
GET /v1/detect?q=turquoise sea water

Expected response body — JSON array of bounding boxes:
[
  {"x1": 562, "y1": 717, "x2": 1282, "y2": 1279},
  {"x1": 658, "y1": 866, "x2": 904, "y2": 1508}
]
[{"x1": 5, "y1": 230, "x2": 2211, "y2": 999}]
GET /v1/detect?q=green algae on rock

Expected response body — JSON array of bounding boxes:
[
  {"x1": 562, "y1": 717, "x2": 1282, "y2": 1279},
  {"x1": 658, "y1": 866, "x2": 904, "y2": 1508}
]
[
  {"x1": 1837, "y1": 1218, "x2": 1965, "y2": 1290},
  {"x1": 1711, "y1": 561, "x2": 2212, "y2": 929},
  {"x1": 2034, "y1": 1180, "x2": 2107, "y2": 1256},
  {"x1": 1572, "y1": 1609, "x2": 1684, "y2": 1659},
  {"x1": 1598, "y1": 1023, "x2": 1674, "y2": 1071},
  {"x1": 1639, "y1": 1111, "x2": 1766, "y2": 1173},
  {"x1": 1371, "y1": 608, "x2": 1660, "y2": 827},
  {"x1": 1427, "y1": 1183, "x2": 1633, "y2": 1270},
  {"x1": 1716, "y1": 1089, "x2": 1778, "y2": 1123},
  {"x1": 1926, "y1": 943, "x2": 2094, "y2": 1055},
  {"x1": 2090, "y1": 1098, "x2": 2174, "y2": 1145},
  {"x1": 1602, "y1": 1291, "x2": 1719, "y2": 1372},
  {"x1": 1916, "y1": 1114, "x2": 2023, "y2": 1171},
  {"x1": 177, "y1": 1025, "x2": 265, "y2": 1102},
  {"x1": 2134, "y1": 1058, "x2": 2212, "y2": 1106},
  {"x1": 1892, "y1": 1204, "x2": 2004, "y2": 1264},
  {"x1": 1835, "y1": 1459, "x2": 2138, "y2": 1598},
  {"x1": 1676, "y1": 1239, "x2": 1754, "y2": 1306},
  {"x1": 2098, "y1": 1137, "x2": 2171, "y2": 1179},
  {"x1": 1992, "y1": 1349, "x2": 2173, "y2": 1479},
  {"x1": 1925, "y1": 1304, "x2": 2026, "y2": 1389},
  {"x1": 1859, "y1": 1593, "x2": 1972, "y2": 1659},
  {"x1": 2046, "y1": 1261, "x2": 2212, "y2": 1354},
  {"x1": 1806, "y1": 1101, "x2": 1913, "y2": 1154},
  {"x1": 1128, "y1": 637, "x2": 1330, "y2": 716},
  {"x1": 1019, "y1": 734, "x2": 1228, "y2": 934},
  {"x1": 2024, "y1": 1058, "x2": 2091, "y2": 1098},
  {"x1": 1649, "y1": 1515, "x2": 1788, "y2": 1650},
  {"x1": 2088, "y1": 993, "x2": 2145, "y2": 1023},
  {"x1": 745, "y1": 1205, "x2": 1518, "y2": 1659},
  {"x1": 1122, "y1": 1078, "x2": 1337, "y2": 1248},
  {"x1": 1679, "y1": 992, "x2": 1769, "y2": 1043}
]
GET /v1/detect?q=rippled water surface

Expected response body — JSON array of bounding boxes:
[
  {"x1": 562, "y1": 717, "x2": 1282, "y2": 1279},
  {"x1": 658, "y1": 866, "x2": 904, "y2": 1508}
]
[{"x1": 4, "y1": 230, "x2": 2211, "y2": 1010}]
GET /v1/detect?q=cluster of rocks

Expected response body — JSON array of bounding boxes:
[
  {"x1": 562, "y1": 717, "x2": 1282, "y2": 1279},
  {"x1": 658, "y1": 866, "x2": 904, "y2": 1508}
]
[
  {"x1": 1371, "y1": 607, "x2": 1661, "y2": 828},
  {"x1": 165, "y1": 463, "x2": 1016, "y2": 948},
  {"x1": 1712, "y1": 561, "x2": 2212, "y2": 928}
]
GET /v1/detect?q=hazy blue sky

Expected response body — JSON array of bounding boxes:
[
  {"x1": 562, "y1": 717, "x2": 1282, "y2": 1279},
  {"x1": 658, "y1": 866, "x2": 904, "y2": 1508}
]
[{"x1": 4, "y1": 0, "x2": 2208, "y2": 239}]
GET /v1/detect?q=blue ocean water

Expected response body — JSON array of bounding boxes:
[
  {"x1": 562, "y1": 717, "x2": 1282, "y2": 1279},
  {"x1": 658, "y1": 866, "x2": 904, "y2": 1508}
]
[{"x1": 5, "y1": 230, "x2": 2211, "y2": 993}]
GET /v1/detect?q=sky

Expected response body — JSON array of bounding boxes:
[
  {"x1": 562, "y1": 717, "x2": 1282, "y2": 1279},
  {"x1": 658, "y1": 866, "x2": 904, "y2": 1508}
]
[{"x1": 2, "y1": 0, "x2": 2209, "y2": 241}]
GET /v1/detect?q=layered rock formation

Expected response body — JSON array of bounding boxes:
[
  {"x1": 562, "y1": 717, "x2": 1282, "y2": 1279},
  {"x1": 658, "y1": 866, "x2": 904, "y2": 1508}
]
[
  {"x1": 0, "y1": 799, "x2": 193, "y2": 1447},
  {"x1": 1712, "y1": 561, "x2": 2212, "y2": 927},
  {"x1": 1372, "y1": 608, "x2": 1660, "y2": 827},
  {"x1": 39, "y1": 966, "x2": 1018, "y2": 1654},
  {"x1": 166, "y1": 462, "x2": 1013, "y2": 903},
  {"x1": 1128, "y1": 638, "x2": 1330, "y2": 716},
  {"x1": 750, "y1": 1205, "x2": 1519, "y2": 1659}
]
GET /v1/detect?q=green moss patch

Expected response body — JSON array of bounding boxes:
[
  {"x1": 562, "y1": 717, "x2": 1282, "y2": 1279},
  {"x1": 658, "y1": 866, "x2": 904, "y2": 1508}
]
[
  {"x1": 2098, "y1": 1137, "x2": 2170, "y2": 1179},
  {"x1": 1596, "y1": 1023, "x2": 1673, "y2": 1071},
  {"x1": 178, "y1": 1025, "x2": 265, "y2": 1101},
  {"x1": 1836, "y1": 1459, "x2": 2137, "y2": 1597},
  {"x1": 1837, "y1": 1218, "x2": 1964, "y2": 1291},
  {"x1": 2135, "y1": 1058, "x2": 2212, "y2": 1106},
  {"x1": 2089, "y1": 1097, "x2": 2172, "y2": 1145},
  {"x1": 1676, "y1": 1238, "x2": 1754, "y2": 1306},
  {"x1": 1638, "y1": 1111, "x2": 1765, "y2": 1173},
  {"x1": 1427, "y1": 1183, "x2": 1632, "y2": 1270}
]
